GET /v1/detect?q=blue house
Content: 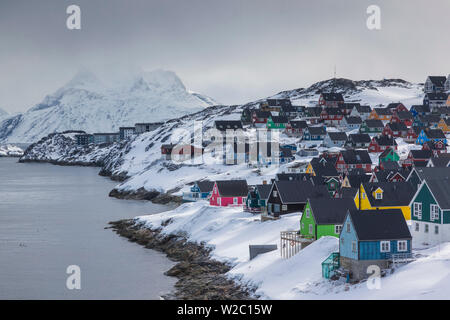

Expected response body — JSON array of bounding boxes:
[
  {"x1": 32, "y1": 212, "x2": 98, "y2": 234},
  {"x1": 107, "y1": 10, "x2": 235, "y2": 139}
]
[
  {"x1": 339, "y1": 209, "x2": 412, "y2": 281},
  {"x1": 416, "y1": 128, "x2": 447, "y2": 145},
  {"x1": 182, "y1": 180, "x2": 215, "y2": 202},
  {"x1": 410, "y1": 105, "x2": 430, "y2": 118},
  {"x1": 302, "y1": 126, "x2": 326, "y2": 141}
]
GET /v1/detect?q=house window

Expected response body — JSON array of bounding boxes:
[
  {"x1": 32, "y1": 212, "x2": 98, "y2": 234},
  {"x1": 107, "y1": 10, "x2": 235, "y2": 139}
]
[
  {"x1": 425, "y1": 224, "x2": 429, "y2": 233},
  {"x1": 346, "y1": 222, "x2": 351, "y2": 233},
  {"x1": 415, "y1": 223, "x2": 419, "y2": 232},
  {"x1": 301, "y1": 222, "x2": 304, "y2": 229},
  {"x1": 380, "y1": 241, "x2": 391, "y2": 253},
  {"x1": 335, "y1": 225, "x2": 342, "y2": 234},
  {"x1": 430, "y1": 204, "x2": 439, "y2": 221},
  {"x1": 376, "y1": 192, "x2": 382, "y2": 200},
  {"x1": 217, "y1": 197, "x2": 221, "y2": 206},
  {"x1": 435, "y1": 225, "x2": 439, "y2": 235},
  {"x1": 273, "y1": 191, "x2": 278, "y2": 197},
  {"x1": 309, "y1": 224, "x2": 313, "y2": 234},
  {"x1": 233, "y1": 197, "x2": 238, "y2": 205},
  {"x1": 413, "y1": 202, "x2": 422, "y2": 219},
  {"x1": 352, "y1": 241, "x2": 357, "y2": 253},
  {"x1": 397, "y1": 240, "x2": 407, "y2": 252},
  {"x1": 282, "y1": 204, "x2": 287, "y2": 211}
]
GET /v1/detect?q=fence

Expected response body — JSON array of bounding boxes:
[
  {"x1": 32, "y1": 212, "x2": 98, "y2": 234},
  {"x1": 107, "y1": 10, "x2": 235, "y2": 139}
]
[{"x1": 280, "y1": 231, "x2": 309, "y2": 259}]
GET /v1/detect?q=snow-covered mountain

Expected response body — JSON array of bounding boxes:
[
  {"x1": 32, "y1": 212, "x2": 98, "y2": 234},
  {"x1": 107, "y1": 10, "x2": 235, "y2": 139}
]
[{"x1": 0, "y1": 69, "x2": 217, "y2": 143}]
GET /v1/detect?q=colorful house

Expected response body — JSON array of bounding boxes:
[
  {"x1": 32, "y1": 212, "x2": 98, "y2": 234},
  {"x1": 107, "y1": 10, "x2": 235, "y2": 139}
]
[
  {"x1": 209, "y1": 180, "x2": 249, "y2": 207},
  {"x1": 318, "y1": 92, "x2": 344, "y2": 107},
  {"x1": 437, "y1": 118, "x2": 450, "y2": 133},
  {"x1": 285, "y1": 120, "x2": 307, "y2": 137},
  {"x1": 359, "y1": 119, "x2": 384, "y2": 134},
  {"x1": 378, "y1": 147, "x2": 400, "y2": 164},
  {"x1": 300, "y1": 198, "x2": 356, "y2": 240},
  {"x1": 410, "y1": 105, "x2": 430, "y2": 118},
  {"x1": 390, "y1": 111, "x2": 413, "y2": 127},
  {"x1": 382, "y1": 122, "x2": 408, "y2": 138},
  {"x1": 342, "y1": 116, "x2": 362, "y2": 131},
  {"x1": 416, "y1": 128, "x2": 447, "y2": 145},
  {"x1": 244, "y1": 184, "x2": 272, "y2": 213},
  {"x1": 320, "y1": 108, "x2": 344, "y2": 126},
  {"x1": 410, "y1": 178, "x2": 450, "y2": 247},
  {"x1": 368, "y1": 135, "x2": 398, "y2": 153},
  {"x1": 422, "y1": 140, "x2": 446, "y2": 156},
  {"x1": 266, "y1": 116, "x2": 289, "y2": 130},
  {"x1": 424, "y1": 76, "x2": 447, "y2": 93},
  {"x1": 369, "y1": 108, "x2": 392, "y2": 121},
  {"x1": 266, "y1": 180, "x2": 329, "y2": 218},
  {"x1": 251, "y1": 110, "x2": 272, "y2": 126},
  {"x1": 339, "y1": 209, "x2": 412, "y2": 281},
  {"x1": 354, "y1": 182, "x2": 415, "y2": 220},
  {"x1": 345, "y1": 133, "x2": 371, "y2": 148},
  {"x1": 335, "y1": 149, "x2": 372, "y2": 174},
  {"x1": 350, "y1": 105, "x2": 372, "y2": 120},
  {"x1": 406, "y1": 167, "x2": 450, "y2": 191},
  {"x1": 302, "y1": 126, "x2": 326, "y2": 141},
  {"x1": 182, "y1": 180, "x2": 215, "y2": 202},
  {"x1": 323, "y1": 132, "x2": 348, "y2": 148},
  {"x1": 405, "y1": 126, "x2": 425, "y2": 144}
]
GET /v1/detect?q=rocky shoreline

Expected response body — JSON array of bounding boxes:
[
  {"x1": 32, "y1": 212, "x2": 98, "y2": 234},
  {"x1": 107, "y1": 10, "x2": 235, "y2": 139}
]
[{"x1": 108, "y1": 219, "x2": 256, "y2": 300}]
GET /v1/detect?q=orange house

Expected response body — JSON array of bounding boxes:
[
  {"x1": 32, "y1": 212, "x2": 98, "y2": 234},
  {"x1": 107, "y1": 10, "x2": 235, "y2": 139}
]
[
  {"x1": 369, "y1": 108, "x2": 392, "y2": 121},
  {"x1": 438, "y1": 118, "x2": 450, "y2": 133}
]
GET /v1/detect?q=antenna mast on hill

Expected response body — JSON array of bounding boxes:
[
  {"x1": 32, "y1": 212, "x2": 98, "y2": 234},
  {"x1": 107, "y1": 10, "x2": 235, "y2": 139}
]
[{"x1": 332, "y1": 65, "x2": 337, "y2": 93}]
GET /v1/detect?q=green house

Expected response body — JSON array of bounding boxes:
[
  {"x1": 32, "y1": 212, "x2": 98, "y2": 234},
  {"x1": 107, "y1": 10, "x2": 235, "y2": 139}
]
[
  {"x1": 359, "y1": 119, "x2": 384, "y2": 134},
  {"x1": 244, "y1": 184, "x2": 271, "y2": 213},
  {"x1": 410, "y1": 178, "x2": 450, "y2": 247},
  {"x1": 378, "y1": 147, "x2": 400, "y2": 164},
  {"x1": 267, "y1": 116, "x2": 288, "y2": 130},
  {"x1": 300, "y1": 198, "x2": 356, "y2": 240}
]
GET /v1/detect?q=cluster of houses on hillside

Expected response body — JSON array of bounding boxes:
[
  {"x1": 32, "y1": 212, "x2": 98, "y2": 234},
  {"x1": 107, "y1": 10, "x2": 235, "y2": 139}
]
[{"x1": 182, "y1": 75, "x2": 450, "y2": 283}]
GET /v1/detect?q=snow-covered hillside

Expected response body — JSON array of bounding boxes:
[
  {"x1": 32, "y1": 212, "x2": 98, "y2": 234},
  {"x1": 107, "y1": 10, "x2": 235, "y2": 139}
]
[
  {"x1": 272, "y1": 78, "x2": 424, "y2": 108},
  {"x1": 0, "y1": 69, "x2": 217, "y2": 143},
  {"x1": 135, "y1": 202, "x2": 450, "y2": 300},
  {"x1": 0, "y1": 144, "x2": 23, "y2": 157}
]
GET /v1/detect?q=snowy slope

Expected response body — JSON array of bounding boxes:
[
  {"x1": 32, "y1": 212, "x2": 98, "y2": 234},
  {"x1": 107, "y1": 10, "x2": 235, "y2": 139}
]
[
  {"x1": 136, "y1": 202, "x2": 450, "y2": 300},
  {"x1": 0, "y1": 69, "x2": 217, "y2": 143},
  {"x1": 272, "y1": 78, "x2": 424, "y2": 108},
  {"x1": 0, "y1": 144, "x2": 23, "y2": 157}
]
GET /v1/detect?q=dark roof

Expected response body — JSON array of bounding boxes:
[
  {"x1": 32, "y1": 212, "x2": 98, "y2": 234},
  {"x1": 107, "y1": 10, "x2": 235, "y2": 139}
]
[
  {"x1": 255, "y1": 184, "x2": 272, "y2": 200},
  {"x1": 425, "y1": 178, "x2": 450, "y2": 209},
  {"x1": 267, "y1": 98, "x2": 292, "y2": 107},
  {"x1": 386, "y1": 103, "x2": 404, "y2": 109},
  {"x1": 373, "y1": 108, "x2": 392, "y2": 116},
  {"x1": 309, "y1": 198, "x2": 356, "y2": 225},
  {"x1": 379, "y1": 161, "x2": 400, "y2": 170},
  {"x1": 322, "y1": 108, "x2": 343, "y2": 116},
  {"x1": 196, "y1": 180, "x2": 215, "y2": 193},
  {"x1": 274, "y1": 180, "x2": 330, "y2": 204},
  {"x1": 306, "y1": 126, "x2": 326, "y2": 135},
  {"x1": 327, "y1": 132, "x2": 347, "y2": 141},
  {"x1": 288, "y1": 120, "x2": 308, "y2": 129},
  {"x1": 344, "y1": 116, "x2": 362, "y2": 124},
  {"x1": 346, "y1": 174, "x2": 370, "y2": 188},
  {"x1": 379, "y1": 147, "x2": 397, "y2": 159},
  {"x1": 424, "y1": 128, "x2": 446, "y2": 139},
  {"x1": 276, "y1": 173, "x2": 311, "y2": 181},
  {"x1": 339, "y1": 102, "x2": 360, "y2": 110},
  {"x1": 410, "y1": 167, "x2": 450, "y2": 182},
  {"x1": 215, "y1": 120, "x2": 243, "y2": 131},
  {"x1": 428, "y1": 76, "x2": 447, "y2": 87},
  {"x1": 418, "y1": 114, "x2": 441, "y2": 124},
  {"x1": 374, "y1": 168, "x2": 408, "y2": 182},
  {"x1": 355, "y1": 105, "x2": 372, "y2": 113},
  {"x1": 310, "y1": 159, "x2": 339, "y2": 178},
  {"x1": 386, "y1": 122, "x2": 407, "y2": 131},
  {"x1": 305, "y1": 107, "x2": 322, "y2": 117},
  {"x1": 411, "y1": 105, "x2": 430, "y2": 113},
  {"x1": 348, "y1": 133, "x2": 371, "y2": 144},
  {"x1": 340, "y1": 187, "x2": 358, "y2": 200},
  {"x1": 410, "y1": 149, "x2": 433, "y2": 160},
  {"x1": 215, "y1": 180, "x2": 248, "y2": 197},
  {"x1": 362, "y1": 182, "x2": 415, "y2": 207},
  {"x1": 363, "y1": 119, "x2": 384, "y2": 128},
  {"x1": 321, "y1": 92, "x2": 344, "y2": 101},
  {"x1": 253, "y1": 110, "x2": 272, "y2": 118},
  {"x1": 348, "y1": 210, "x2": 411, "y2": 241},
  {"x1": 280, "y1": 104, "x2": 297, "y2": 112},
  {"x1": 428, "y1": 153, "x2": 450, "y2": 167},
  {"x1": 373, "y1": 135, "x2": 397, "y2": 146},
  {"x1": 270, "y1": 116, "x2": 289, "y2": 124},
  {"x1": 395, "y1": 111, "x2": 413, "y2": 120},
  {"x1": 425, "y1": 92, "x2": 448, "y2": 100},
  {"x1": 341, "y1": 149, "x2": 372, "y2": 165}
]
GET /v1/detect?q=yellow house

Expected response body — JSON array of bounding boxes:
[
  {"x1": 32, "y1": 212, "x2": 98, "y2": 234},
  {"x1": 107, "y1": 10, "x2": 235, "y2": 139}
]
[
  {"x1": 353, "y1": 182, "x2": 413, "y2": 220},
  {"x1": 438, "y1": 118, "x2": 450, "y2": 133},
  {"x1": 305, "y1": 162, "x2": 315, "y2": 175}
]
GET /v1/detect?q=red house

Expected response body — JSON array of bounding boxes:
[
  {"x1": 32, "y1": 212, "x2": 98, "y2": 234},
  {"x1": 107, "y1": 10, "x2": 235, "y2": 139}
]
[
  {"x1": 402, "y1": 150, "x2": 433, "y2": 168},
  {"x1": 405, "y1": 126, "x2": 425, "y2": 143},
  {"x1": 320, "y1": 108, "x2": 344, "y2": 126},
  {"x1": 422, "y1": 140, "x2": 446, "y2": 156},
  {"x1": 382, "y1": 122, "x2": 408, "y2": 138},
  {"x1": 368, "y1": 135, "x2": 398, "y2": 153},
  {"x1": 209, "y1": 180, "x2": 249, "y2": 207},
  {"x1": 335, "y1": 149, "x2": 372, "y2": 173},
  {"x1": 391, "y1": 111, "x2": 413, "y2": 127},
  {"x1": 387, "y1": 102, "x2": 408, "y2": 113},
  {"x1": 252, "y1": 110, "x2": 272, "y2": 125},
  {"x1": 318, "y1": 93, "x2": 344, "y2": 107},
  {"x1": 285, "y1": 120, "x2": 307, "y2": 137}
]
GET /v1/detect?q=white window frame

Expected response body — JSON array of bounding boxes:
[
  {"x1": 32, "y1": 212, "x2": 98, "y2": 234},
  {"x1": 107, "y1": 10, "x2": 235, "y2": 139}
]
[
  {"x1": 397, "y1": 240, "x2": 407, "y2": 252},
  {"x1": 217, "y1": 197, "x2": 221, "y2": 206},
  {"x1": 282, "y1": 204, "x2": 287, "y2": 211},
  {"x1": 415, "y1": 223, "x2": 419, "y2": 232},
  {"x1": 425, "y1": 224, "x2": 429, "y2": 233},
  {"x1": 273, "y1": 191, "x2": 278, "y2": 197},
  {"x1": 346, "y1": 222, "x2": 351, "y2": 233},
  {"x1": 380, "y1": 241, "x2": 391, "y2": 253},
  {"x1": 335, "y1": 225, "x2": 342, "y2": 235},
  {"x1": 351, "y1": 241, "x2": 357, "y2": 253},
  {"x1": 233, "y1": 197, "x2": 238, "y2": 205},
  {"x1": 305, "y1": 208, "x2": 310, "y2": 218},
  {"x1": 430, "y1": 204, "x2": 439, "y2": 221},
  {"x1": 308, "y1": 224, "x2": 313, "y2": 235},
  {"x1": 435, "y1": 225, "x2": 439, "y2": 235},
  {"x1": 413, "y1": 202, "x2": 422, "y2": 219}
]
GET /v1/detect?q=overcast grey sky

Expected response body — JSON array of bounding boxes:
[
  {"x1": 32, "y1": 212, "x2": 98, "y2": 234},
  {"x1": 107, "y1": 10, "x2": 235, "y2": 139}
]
[{"x1": 0, "y1": 0, "x2": 449, "y2": 113}]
